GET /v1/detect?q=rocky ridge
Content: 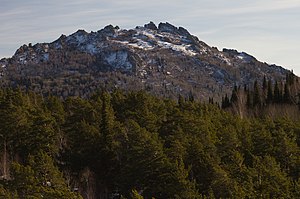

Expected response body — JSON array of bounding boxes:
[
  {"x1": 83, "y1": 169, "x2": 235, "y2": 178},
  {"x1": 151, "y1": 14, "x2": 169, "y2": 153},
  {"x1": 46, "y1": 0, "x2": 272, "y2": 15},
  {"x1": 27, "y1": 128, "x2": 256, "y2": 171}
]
[{"x1": 0, "y1": 22, "x2": 288, "y2": 100}]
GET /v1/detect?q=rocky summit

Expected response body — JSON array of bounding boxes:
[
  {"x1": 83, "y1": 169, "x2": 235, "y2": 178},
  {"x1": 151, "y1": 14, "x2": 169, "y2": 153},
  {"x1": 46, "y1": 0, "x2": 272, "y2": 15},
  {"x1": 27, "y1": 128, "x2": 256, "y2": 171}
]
[{"x1": 0, "y1": 22, "x2": 288, "y2": 100}]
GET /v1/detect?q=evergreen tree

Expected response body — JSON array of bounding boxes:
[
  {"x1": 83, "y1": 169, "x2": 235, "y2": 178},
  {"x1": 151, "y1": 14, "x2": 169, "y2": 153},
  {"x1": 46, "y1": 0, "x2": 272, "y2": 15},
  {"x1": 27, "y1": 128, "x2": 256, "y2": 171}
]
[
  {"x1": 283, "y1": 83, "x2": 292, "y2": 103},
  {"x1": 274, "y1": 81, "x2": 282, "y2": 103},
  {"x1": 253, "y1": 81, "x2": 261, "y2": 106},
  {"x1": 253, "y1": 156, "x2": 292, "y2": 198},
  {"x1": 188, "y1": 91, "x2": 195, "y2": 102},
  {"x1": 286, "y1": 71, "x2": 295, "y2": 86},
  {"x1": 9, "y1": 151, "x2": 82, "y2": 199},
  {"x1": 266, "y1": 80, "x2": 273, "y2": 104},
  {"x1": 244, "y1": 84, "x2": 248, "y2": 92},
  {"x1": 0, "y1": 184, "x2": 17, "y2": 198},
  {"x1": 230, "y1": 85, "x2": 238, "y2": 104},
  {"x1": 0, "y1": 88, "x2": 299, "y2": 198},
  {"x1": 221, "y1": 94, "x2": 230, "y2": 109},
  {"x1": 100, "y1": 92, "x2": 115, "y2": 146},
  {"x1": 262, "y1": 76, "x2": 267, "y2": 92},
  {"x1": 178, "y1": 94, "x2": 185, "y2": 108}
]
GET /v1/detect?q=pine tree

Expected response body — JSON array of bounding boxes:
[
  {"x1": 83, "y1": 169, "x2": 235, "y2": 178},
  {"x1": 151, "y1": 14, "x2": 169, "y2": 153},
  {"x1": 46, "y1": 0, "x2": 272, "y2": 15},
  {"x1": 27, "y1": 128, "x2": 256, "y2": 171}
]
[
  {"x1": 188, "y1": 91, "x2": 194, "y2": 102},
  {"x1": 9, "y1": 151, "x2": 82, "y2": 199},
  {"x1": 101, "y1": 92, "x2": 115, "y2": 146},
  {"x1": 246, "y1": 90, "x2": 253, "y2": 108},
  {"x1": 230, "y1": 85, "x2": 238, "y2": 104},
  {"x1": 283, "y1": 83, "x2": 292, "y2": 104},
  {"x1": 178, "y1": 94, "x2": 184, "y2": 108},
  {"x1": 262, "y1": 76, "x2": 267, "y2": 91},
  {"x1": 253, "y1": 81, "x2": 261, "y2": 106},
  {"x1": 286, "y1": 71, "x2": 295, "y2": 86},
  {"x1": 253, "y1": 156, "x2": 291, "y2": 198},
  {"x1": 274, "y1": 81, "x2": 282, "y2": 103},
  {"x1": 266, "y1": 80, "x2": 273, "y2": 104},
  {"x1": 222, "y1": 94, "x2": 231, "y2": 109}
]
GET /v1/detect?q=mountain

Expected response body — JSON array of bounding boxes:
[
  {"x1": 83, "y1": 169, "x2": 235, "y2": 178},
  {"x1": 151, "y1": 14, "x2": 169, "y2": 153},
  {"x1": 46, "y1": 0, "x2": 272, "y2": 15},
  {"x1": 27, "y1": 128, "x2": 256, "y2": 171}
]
[{"x1": 0, "y1": 22, "x2": 289, "y2": 100}]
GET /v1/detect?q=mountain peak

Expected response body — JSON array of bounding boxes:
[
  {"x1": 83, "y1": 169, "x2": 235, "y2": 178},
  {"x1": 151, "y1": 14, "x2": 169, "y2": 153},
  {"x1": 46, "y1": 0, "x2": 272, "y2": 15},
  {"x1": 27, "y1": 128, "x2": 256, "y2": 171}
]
[
  {"x1": 157, "y1": 22, "x2": 191, "y2": 37},
  {"x1": 0, "y1": 22, "x2": 289, "y2": 100},
  {"x1": 144, "y1": 21, "x2": 158, "y2": 30}
]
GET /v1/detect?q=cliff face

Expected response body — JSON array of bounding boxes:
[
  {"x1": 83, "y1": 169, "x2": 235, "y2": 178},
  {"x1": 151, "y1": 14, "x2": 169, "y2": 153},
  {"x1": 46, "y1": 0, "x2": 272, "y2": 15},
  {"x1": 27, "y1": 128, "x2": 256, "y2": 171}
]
[{"x1": 0, "y1": 22, "x2": 288, "y2": 100}]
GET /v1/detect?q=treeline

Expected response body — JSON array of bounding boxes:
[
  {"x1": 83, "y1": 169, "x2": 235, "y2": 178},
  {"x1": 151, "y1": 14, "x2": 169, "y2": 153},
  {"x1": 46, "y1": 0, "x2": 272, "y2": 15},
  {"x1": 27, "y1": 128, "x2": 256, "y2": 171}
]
[
  {"x1": 0, "y1": 88, "x2": 300, "y2": 198},
  {"x1": 221, "y1": 72, "x2": 300, "y2": 118}
]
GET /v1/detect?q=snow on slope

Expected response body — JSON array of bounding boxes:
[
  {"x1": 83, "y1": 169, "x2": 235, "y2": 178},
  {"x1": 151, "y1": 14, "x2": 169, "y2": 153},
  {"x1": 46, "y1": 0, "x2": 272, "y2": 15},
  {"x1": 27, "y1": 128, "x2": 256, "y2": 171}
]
[{"x1": 111, "y1": 27, "x2": 198, "y2": 56}]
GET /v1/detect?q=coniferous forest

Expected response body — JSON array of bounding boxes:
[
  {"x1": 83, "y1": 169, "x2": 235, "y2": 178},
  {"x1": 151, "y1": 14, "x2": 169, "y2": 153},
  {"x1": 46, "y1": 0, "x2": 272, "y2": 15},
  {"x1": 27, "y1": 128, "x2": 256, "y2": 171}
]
[{"x1": 0, "y1": 86, "x2": 300, "y2": 199}]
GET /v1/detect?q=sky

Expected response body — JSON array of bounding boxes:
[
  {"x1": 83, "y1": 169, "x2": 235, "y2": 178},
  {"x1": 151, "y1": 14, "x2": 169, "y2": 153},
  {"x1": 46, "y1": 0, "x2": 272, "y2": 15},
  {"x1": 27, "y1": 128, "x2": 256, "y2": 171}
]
[{"x1": 1, "y1": 0, "x2": 300, "y2": 74}]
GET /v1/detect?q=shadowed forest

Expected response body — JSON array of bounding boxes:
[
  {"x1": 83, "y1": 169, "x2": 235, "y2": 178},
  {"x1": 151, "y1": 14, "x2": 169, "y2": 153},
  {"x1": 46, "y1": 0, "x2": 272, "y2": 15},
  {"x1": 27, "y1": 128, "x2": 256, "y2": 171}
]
[{"x1": 0, "y1": 85, "x2": 299, "y2": 199}]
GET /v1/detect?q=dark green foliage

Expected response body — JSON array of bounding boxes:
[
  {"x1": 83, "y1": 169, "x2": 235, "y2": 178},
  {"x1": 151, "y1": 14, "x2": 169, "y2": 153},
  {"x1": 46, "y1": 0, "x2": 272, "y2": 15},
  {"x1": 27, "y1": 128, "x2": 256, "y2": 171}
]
[
  {"x1": 221, "y1": 94, "x2": 231, "y2": 108},
  {"x1": 284, "y1": 83, "x2": 292, "y2": 103},
  {"x1": 208, "y1": 97, "x2": 214, "y2": 104},
  {"x1": 262, "y1": 76, "x2": 267, "y2": 91},
  {"x1": 0, "y1": 88, "x2": 299, "y2": 198},
  {"x1": 267, "y1": 79, "x2": 273, "y2": 104},
  {"x1": 274, "y1": 81, "x2": 282, "y2": 103},
  {"x1": 253, "y1": 80, "x2": 261, "y2": 106},
  {"x1": 230, "y1": 85, "x2": 238, "y2": 104},
  {"x1": 224, "y1": 73, "x2": 300, "y2": 118},
  {"x1": 7, "y1": 151, "x2": 82, "y2": 199},
  {"x1": 286, "y1": 71, "x2": 296, "y2": 86}
]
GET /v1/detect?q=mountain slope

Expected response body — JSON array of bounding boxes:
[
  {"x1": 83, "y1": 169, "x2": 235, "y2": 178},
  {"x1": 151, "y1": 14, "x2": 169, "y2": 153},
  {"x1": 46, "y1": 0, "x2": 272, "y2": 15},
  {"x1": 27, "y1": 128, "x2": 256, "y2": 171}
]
[{"x1": 0, "y1": 22, "x2": 288, "y2": 100}]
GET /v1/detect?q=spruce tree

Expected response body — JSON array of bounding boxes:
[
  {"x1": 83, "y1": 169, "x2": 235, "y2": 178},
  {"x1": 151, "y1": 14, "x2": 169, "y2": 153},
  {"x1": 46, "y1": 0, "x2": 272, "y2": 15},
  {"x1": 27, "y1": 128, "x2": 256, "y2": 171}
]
[
  {"x1": 274, "y1": 81, "x2": 281, "y2": 103},
  {"x1": 262, "y1": 76, "x2": 267, "y2": 91},
  {"x1": 222, "y1": 94, "x2": 231, "y2": 109},
  {"x1": 253, "y1": 81, "x2": 261, "y2": 106},
  {"x1": 267, "y1": 80, "x2": 273, "y2": 104},
  {"x1": 230, "y1": 85, "x2": 238, "y2": 104},
  {"x1": 283, "y1": 83, "x2": 292, "y2": 104}
]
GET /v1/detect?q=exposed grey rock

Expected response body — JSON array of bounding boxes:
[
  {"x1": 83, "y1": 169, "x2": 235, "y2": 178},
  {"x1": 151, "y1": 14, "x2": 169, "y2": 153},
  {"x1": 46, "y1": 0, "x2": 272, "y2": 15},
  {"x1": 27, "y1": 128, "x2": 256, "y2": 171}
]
[
  {"x1": 158, "y1": 22, "x2": 177, "y2": 34},
  {"x1": 144, "y1": 21, "x2": 158, "y2": 30},
  {"x1": 178, "y1": 27, "x2": 190, "y2": 37},
  {"x1": 98, "y1": 24, "x2": 117, "y2": 37},
  {"x1": 0, "y1": 22, "x2": 289, "y2": 101}
]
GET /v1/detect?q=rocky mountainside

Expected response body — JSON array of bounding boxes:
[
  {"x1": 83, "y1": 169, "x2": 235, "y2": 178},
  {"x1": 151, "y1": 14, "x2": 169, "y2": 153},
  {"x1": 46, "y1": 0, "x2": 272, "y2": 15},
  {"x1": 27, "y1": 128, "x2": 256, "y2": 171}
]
[{"x1": 0, "y1": 22, "x2": 288, "y2": 100}]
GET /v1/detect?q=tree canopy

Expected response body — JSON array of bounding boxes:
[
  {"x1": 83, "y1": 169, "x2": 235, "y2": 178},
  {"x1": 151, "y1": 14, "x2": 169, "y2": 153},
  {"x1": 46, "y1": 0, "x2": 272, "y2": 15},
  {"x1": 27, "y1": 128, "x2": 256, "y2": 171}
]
[{"x1": 0, "y1": 88, "x2": 299, "y2": 198}]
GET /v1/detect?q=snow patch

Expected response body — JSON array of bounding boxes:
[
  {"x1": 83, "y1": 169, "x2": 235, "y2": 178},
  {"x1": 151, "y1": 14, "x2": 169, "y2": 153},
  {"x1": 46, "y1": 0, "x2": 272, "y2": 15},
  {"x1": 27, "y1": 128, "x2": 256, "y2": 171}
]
[
  {"x1": 128, "y1": 39, "x2": 154, "y2": 50},
  {"x1": 53, "y1": 42, "x2": 62, "y2": 49},
  {"x1": 75, "y1": 34, "x2": 86, "y2": 44},
  {"x1": 86, "y1": 44, "x2": 98, "y2": 54},
  {"x1": 157, "y1": 41, "x2": 197, "y2": 56},
  {"x1": 139, "y1": 69, "x2": 148, "y2": 77},
  {"x1": 17, "y1": 54, "x2": 28, "y2": 64},
  {"x1": 138, "y1": 30, "x2": 156, "y2": 39},
  {"x1": 114, "y1": 40, "x2": 129, "y2": 45},
  {"x1": 199, "y1": 48, "x2": 209, "y2": 55},
  {"x1": 44, "y1": 44, "x2": 49, "y2": 52},
  {"x1": 237, "y1": 55, "x2": 244, "y2": 60},
  {"x1": 43, "y1": 53, "x2": 49, "y2": 61},
  {"x1": 236, "y1": 52, "x2": 253, "y2": 63},
  {"x1": 217, "y1": 53, "x2": 232, "y2": 65},
  {"x1": 113, "y1": 39, "x2": 154, "y2": 50},
  {"x1": 104, "y1": 51, "x2": 132, "y2": 70},
  {"x1": 213, "y1": 69, "x2": 225, "y2": 84}
]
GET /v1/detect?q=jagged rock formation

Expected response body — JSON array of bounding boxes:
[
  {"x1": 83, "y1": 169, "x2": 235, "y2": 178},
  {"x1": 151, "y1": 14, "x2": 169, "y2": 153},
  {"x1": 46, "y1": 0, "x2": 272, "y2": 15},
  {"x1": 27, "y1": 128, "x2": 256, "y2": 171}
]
[{"x1": 0, "y1": 22, "x2": 288, "y2": 100}]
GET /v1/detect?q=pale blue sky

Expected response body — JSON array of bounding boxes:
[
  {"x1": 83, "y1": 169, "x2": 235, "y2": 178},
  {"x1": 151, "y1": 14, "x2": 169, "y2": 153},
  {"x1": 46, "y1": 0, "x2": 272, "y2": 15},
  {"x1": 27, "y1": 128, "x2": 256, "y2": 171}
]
[{"x1": 1, "y1": 0, "x2": 300, "y2": 74}]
